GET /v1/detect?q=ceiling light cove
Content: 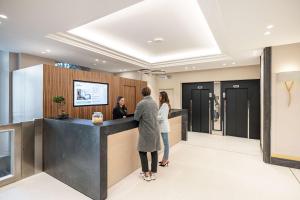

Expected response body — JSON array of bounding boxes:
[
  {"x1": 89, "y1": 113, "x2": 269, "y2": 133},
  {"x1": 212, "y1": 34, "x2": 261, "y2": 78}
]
[
  {"x1": 67, "y1": 0, "x2": 221, "y2": 64},
  {"x1": 0, "y1": 14, "x2": 8, "y2": 19}
]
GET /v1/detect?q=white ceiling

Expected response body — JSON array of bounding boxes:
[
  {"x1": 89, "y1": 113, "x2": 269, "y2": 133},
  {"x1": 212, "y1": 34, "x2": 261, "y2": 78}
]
[
  {"x1": 68, "y1": 0, "x2": 221, "y2": 63},
  {"x1": 1, "y1": 0, "x2": 300, "y2": 73}
]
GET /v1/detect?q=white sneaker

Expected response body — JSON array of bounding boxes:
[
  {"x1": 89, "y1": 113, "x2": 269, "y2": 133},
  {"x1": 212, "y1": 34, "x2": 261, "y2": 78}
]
[
  {"x1": 143, "y1": 175, "x2": 151, "y2": 182},
  {"x1": 151, "y1": 173, "x2": 157, "y2": 180},
  {"x1": 141, "y1": 172, "x2": 151, "y2": 181}
]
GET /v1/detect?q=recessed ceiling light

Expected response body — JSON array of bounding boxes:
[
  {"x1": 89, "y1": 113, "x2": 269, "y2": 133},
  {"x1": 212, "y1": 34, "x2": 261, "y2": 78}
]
[
  {"x1": 147, "y1": 40, "x2": 153, "y2": 44},
  {"x1": 232, "y1": 62, "x2": 236, "y2": 65},
  {"x1": 102, "y1": 60, "x2": 107, "y2": 64},
  {"x1": 264, "y1": 31, "x2": 271, "y2": 36},
  {"x1": 0, "y1": 14, "x2": 8, "y2": 19},
  {"x1": 46, "y1": 49, "x2": 51, "y2": 53},
  {"x1": 266, "y1": 25, "x2": 274, "y2": 29},
  {"x1": 41, "y1": 51, "x2": 46, "y2": 54},
  {"x1": 153, "y1": 37, "x2": 164, "y2": 43},
  {"x1": 95, "y1": 58, "x2": 99, "y2": 62},
  {"x1": 223, "y1": 63, "x2": 227, "y2": 66}
]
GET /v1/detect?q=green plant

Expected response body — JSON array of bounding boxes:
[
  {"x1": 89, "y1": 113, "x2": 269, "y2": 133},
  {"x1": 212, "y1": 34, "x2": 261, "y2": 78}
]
[
  {"x1": 53, "y1": 96, "x2": 65, "y2": 104},
  {"x1": 53, "y1": 96, "x2": 66, "y2": 115}
]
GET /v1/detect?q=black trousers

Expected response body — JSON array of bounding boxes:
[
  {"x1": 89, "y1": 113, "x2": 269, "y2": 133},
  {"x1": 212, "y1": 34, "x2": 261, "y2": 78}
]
[{"x1": 139, "y1": 151, "x2": 158, "y2": 173}]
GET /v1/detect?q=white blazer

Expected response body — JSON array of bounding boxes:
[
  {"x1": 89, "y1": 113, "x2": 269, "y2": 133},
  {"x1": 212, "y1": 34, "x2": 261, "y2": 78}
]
[{"x1": 158, "y1": 103, "x2": 170, "y2": 133}]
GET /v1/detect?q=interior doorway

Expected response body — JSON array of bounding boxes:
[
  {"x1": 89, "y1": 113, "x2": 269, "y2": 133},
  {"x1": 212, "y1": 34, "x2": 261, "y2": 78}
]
[
  {"x1": 182, "y1": 82, "x2": 214, "y2": 133},
  {"x1": 122, "y1": 86, "x2": 136, "y2": 114}
]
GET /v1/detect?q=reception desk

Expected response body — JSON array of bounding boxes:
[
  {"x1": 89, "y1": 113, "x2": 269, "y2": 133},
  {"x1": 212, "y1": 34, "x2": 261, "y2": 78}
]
[{"x1": 43, "y1": 109, "x2": 188, "y2": 200}]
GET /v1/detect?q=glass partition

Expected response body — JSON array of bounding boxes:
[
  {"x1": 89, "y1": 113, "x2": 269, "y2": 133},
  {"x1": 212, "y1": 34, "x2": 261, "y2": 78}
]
[{"x1": 0, "y1": 130, "x2": 13, "y2": 180}]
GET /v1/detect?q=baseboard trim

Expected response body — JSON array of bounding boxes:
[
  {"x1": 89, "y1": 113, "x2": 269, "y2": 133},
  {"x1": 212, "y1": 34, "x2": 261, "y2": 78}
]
[
  {"x1": 272, "y1": 154, "x2": 300, "y2": 162},
  {"x1": 271, "y1": 157, "x2": 300, "y2": 169}
]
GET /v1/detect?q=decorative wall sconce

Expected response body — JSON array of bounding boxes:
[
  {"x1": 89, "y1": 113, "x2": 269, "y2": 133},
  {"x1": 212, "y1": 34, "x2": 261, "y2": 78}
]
[{"x1": 277, "y1": 71, "x2": 300, "y2": 106}]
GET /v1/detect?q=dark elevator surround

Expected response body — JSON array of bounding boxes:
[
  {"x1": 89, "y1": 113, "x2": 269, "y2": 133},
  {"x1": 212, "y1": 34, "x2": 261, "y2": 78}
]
[
  {"x1": 182, "y1": 82, "x2": 214, "y2": 133},
  {"x1": 221, "y1": 80, "x2": 261, "y2": 139},
  {"x1": 182, "y1": 80, "x2": 260, "y2": 139}
]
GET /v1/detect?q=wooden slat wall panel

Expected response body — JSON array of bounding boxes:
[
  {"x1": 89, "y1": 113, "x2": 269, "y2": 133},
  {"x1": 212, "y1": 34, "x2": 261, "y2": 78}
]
[{"x1": 43, "y1": 65, "x2": 146, "y2": 120}]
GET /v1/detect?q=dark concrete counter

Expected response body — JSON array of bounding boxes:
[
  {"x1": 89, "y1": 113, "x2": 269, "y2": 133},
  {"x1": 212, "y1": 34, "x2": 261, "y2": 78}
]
[
  {"x1": 51, "y1": 109, "x2": 187, "y2": 136},
  {"x1": 43, "y1": 109, "x2": 187, "y2": 200}
]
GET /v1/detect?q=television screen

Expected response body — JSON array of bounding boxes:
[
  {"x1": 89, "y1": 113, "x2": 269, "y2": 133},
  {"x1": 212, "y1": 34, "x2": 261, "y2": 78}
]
[{"x1": 73, "y1": 80, "x2": 108, "y2": 106}]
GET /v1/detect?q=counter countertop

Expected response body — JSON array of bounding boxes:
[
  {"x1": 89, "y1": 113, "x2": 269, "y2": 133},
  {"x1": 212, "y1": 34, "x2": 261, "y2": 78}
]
[{"x1": 45, "y1": 109, "x2": 187, "y2": 135}]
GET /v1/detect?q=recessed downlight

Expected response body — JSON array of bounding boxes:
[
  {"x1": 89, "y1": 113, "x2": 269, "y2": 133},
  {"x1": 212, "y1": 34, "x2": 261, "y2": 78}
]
[
  {"x1": 232, "y1": 62, "x2": 236, "y2": 65},
  {"x1": 95, "y1": 58, "x2": 99, "y2": 62},
  {"x1": 153, "y1": 37, "x2": 164, "y2": 43},
  {"x1": 0, "y1": 14, "x2": 8, "y2": 19},
  {"x1": 41, "y1": 51, "x2": 46, "y2": 54},
  {"x1": 266, "y1": 24, "x2": 274, "y2": 29},
  {"x1": 264, "y1": 31, "x2": 271, "y2": 36},
  {"x1": 223, "y1": 63, "x2": 227, "y2": 66},
  {"x1": 102, "y1": 60, "x2": 107, "y2": 64},
  {"x1": 46, "y1": 49, "x2": 51, "y2": 53}
]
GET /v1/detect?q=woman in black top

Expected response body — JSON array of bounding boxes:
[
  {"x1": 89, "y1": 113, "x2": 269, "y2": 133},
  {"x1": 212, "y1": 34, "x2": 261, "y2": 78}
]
[{"x1": 113, "y1": 96, "x2": 128, "y2": 119}]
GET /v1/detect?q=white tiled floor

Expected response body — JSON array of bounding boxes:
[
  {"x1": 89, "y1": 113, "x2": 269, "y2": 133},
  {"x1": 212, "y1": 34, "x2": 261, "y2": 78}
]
[
  {"x1": 0, "y1": 173, "x2": 90, "y2": 200},
  {"x1": 291, "y1": 168, "x2": 300, "y2": 183},
  {"x1": 0, "y1": 132, "x2": 300, "y2": 200}
]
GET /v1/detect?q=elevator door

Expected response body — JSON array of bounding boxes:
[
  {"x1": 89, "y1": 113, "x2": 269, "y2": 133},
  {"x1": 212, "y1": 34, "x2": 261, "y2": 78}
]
[
  {"x1": 226, "y1": 88, "x2": 248, "y2": 138},
  {"x1": 191, "y1": 89, "x2": 210, "y2": 133}
]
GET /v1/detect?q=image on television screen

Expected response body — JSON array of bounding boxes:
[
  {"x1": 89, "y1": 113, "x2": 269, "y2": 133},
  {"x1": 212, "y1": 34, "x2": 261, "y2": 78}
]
[{"x1": 73, "y1": 80, "x2": 108, "y2": 106}]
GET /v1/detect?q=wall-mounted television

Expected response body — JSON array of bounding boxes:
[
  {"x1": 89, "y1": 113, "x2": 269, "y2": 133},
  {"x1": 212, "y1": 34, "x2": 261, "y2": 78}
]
[{"x1": 73, "y1": 80, "x2": 109, "y2": 106}]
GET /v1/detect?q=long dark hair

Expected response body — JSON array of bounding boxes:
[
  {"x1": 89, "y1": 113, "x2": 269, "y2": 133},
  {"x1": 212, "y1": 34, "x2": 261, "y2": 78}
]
[
  {"x1": 159, "y1": 91, "x2": 171, "y2": 110},
  {"x1": 116, "y1": 96, "x2": 124, "y2": 107}
]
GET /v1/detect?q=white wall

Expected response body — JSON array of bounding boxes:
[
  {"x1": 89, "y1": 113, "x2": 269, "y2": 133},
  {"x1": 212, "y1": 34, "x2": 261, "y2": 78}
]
[
  {"x1": 0, "y1": 51, "x2": 9, "y2": 124},
  {"x1": 117, "y1": 71, "x2": 158, "y2": 102},
  {"x1": 18, "y1": 53, "x2": 55, "y2": 69},
  {"x1": 13, "y1": 65, "x2": 44, "y2": 123},
  {"x1": 157, "y1": 65, "x2": 260, "y2": 108},
  {"x1": 271, "y1": 43, "x2": 300, "y2": 160}
]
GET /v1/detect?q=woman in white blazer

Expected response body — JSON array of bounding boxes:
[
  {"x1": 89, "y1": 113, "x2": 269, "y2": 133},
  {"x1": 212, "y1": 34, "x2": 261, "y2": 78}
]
[{"x1": 158, "y1": 91, "x2": 171, "y2": 167}]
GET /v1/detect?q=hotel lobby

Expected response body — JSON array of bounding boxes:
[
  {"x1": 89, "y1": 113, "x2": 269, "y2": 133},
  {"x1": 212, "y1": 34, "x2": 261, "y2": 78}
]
[{"x1": 0, "y1": 0, "x2": 300, "y2": 199}]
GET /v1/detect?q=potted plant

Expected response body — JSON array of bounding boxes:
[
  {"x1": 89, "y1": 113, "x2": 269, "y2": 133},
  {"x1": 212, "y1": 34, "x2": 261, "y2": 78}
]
[{"x1": 53, "y1": 96, "x2": 69, "y2": 119}]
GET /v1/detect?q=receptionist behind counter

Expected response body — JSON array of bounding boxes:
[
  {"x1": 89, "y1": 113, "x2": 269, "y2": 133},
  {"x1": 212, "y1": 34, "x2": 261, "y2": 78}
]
[{"x1": 113, "y1": 96, "x2": 128, "y2": 119}]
